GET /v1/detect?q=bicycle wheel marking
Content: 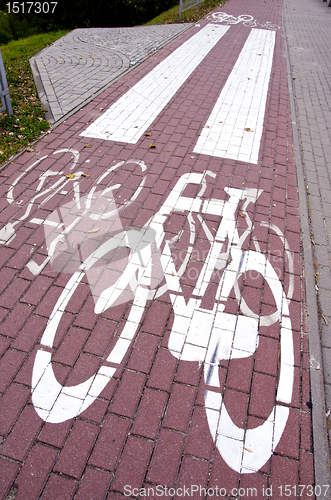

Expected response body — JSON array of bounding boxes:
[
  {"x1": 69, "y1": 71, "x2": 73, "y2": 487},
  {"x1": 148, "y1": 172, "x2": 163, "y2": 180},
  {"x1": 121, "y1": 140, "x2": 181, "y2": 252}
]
[
  {"x1": 80, "y1": 24, "x2": 230, "y2": 144},
  {"x1": 193, "y1": 29, "x2": 276, "y2": 164}
]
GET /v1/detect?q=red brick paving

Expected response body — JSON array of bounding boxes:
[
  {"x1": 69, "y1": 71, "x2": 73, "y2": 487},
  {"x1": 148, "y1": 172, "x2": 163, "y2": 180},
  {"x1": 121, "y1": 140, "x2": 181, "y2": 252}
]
[{"x1": 0, "y1": 0, "x2": 316, "y2": 497}]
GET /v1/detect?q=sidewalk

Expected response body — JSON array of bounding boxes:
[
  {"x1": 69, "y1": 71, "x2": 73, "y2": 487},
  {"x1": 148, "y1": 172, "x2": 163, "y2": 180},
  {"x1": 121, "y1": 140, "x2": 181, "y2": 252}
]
[
  {"x1": 283, "y1": 0, "x2": 331, "y2": 472},
  {"x1": 0, "y1": 0, "x2": 330, "y2": 498}
]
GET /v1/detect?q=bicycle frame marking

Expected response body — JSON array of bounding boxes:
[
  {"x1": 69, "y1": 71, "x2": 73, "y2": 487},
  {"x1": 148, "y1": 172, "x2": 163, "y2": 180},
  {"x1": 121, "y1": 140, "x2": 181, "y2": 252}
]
[{"x1": 28, "y1": 168, "x2": 294, "y2": 475}]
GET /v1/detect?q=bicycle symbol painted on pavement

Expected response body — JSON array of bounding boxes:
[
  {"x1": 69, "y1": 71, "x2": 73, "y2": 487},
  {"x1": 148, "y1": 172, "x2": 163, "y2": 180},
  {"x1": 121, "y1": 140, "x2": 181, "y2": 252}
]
[
  {"x1": 207, "y1": 11, "x2": 280, "y2": 30},
  {"x1": 0, "y1": 149, "x2": 295, "y2": 475}
]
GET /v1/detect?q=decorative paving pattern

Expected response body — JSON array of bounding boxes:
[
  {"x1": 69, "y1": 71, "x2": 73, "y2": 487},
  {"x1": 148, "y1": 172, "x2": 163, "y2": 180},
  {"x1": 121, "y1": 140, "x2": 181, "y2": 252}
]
[
  {"x1": 77, "y1": 26, "x2": 193, "y2": 67},
  {"x1": 30, "y1": 24, "x2": 192, "y2": 123}
]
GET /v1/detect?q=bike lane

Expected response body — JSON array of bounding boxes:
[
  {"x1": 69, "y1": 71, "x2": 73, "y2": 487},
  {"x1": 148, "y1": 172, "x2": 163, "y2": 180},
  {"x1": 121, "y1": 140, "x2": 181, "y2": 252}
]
[{"x1": 0, "y1": 0, "x2": 318, "y2": 498}]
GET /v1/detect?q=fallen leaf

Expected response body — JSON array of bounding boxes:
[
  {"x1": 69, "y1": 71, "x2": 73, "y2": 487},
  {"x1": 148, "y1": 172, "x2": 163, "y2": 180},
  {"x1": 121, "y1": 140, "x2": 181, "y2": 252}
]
[
  {"x1": 84, "y1": 144, "x2": 91, "y2": 148},
  {"x1": 87, "y1": 228, "x2": 101, "y2": 233},
  {"x1": 65, "y1": 174, "x2": 76, "y2": 179},
  {"x1": 145, "y1": 132, "x2": 152, "y2": 136},
  {"x1": 321, "y1": 314, "x2": 328, "y2": 326},
  {"x1": 148, "y1": 143, "x2": 156, "y2": 149},
  {"x1": 239, "y1": 211, "x2": 246, "y2": 218},
  {"x1": 245, "y1": 127, "x2": 253, "y2": 132},
  {"x1": 243, "y1": 447, "x2": 252, "y2": 453},
  {"x1": 81, "y1": 173, "x2": 90, "y2": 177}
]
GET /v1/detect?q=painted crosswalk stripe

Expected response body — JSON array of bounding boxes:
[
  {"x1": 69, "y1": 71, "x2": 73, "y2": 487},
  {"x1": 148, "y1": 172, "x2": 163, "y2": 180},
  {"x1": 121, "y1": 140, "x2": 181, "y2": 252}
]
[
  {"x1": 193, "y1": 29, "x2": 276, "y2": 164},
  {"x1": 81, "y1": 24, "x2": 230, "y2": 144}
]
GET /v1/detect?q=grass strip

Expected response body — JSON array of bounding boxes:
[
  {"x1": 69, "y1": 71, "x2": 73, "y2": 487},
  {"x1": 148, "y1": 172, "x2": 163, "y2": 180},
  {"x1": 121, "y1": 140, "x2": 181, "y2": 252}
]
[
  {"x1": 145, "y1": 0, "x2": 226, "y2": 25},
  {"x1": 0, "y1": 30, "x2": 68, "y2": 166}
]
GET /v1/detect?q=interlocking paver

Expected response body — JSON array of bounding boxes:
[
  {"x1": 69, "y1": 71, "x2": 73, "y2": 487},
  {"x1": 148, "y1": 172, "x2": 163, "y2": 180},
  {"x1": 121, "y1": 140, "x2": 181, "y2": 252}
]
[
  {"x1": 15, "y1": 444, "x2": 58, "y2": 500},
  {"x1": 162, "y1": 383, "x2": 196, "y2": 432},
  {"x1": 89, "y1": 413, "x2": 131, "y2": 471},
  {"x1": 74, "y1": 468, "x2": 112, "y2": 500},
  {"x1": 146, "y1": 428, "x2": 186, "y2": 488},
  {"x1": 0, "y1": 405, "x2": 43, "y2": 462},
  {"x1": 110, "y1": 370, "x2": 146, "y2": 418},
  {"x1": 111, "y1": 435, "x2": 153, "y2": 494},
  {"x1": 131, "y1": 388, "x2": 168, "y2": 440},
  {"x1": 0, "y1": 459, "x2": 20, "y2": 500},
  {"x1": 53, "y1": 420, "x2": 99, "y2": 479},
  {"x1": 40, "y1": 474, "x2": 78, "y2": 500},
  {"x1": 0, "y1": 384, "x2": 30, "y2": 434}
]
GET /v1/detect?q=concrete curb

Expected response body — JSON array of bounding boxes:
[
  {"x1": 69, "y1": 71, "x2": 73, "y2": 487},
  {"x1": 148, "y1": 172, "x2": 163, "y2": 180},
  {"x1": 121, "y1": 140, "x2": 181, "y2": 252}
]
[{"x1": 282, "y1": 13, "x2": 331, "y2": 498}]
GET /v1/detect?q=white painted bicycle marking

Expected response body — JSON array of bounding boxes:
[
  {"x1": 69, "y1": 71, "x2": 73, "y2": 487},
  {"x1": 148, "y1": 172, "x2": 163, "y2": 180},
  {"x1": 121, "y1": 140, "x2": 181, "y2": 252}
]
[
  {"x1": 26, "y1": 167, "x2": 294, "y2": 475},
  {"x1": 207, "y1": 11, "x2": 280, "y2": 30},
  {"x1": 0, "y1": 148, "x2": 80, "y2": 247},
  {"x1": 0, "y1": 17, "x2": 295, "y2": 475},
  {"x1": 81, "y1": 24, "x2": 230, "y2": 144},
  {"x1": 194, "y1": 29, "x2": 276, "y2": 163}
]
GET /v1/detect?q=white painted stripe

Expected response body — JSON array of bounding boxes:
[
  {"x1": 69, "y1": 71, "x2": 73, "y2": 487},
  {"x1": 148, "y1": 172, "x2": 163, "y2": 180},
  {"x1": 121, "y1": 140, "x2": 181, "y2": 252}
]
[
  {"x1": 193, "y1": 29, "x2": 276, "y2": 164},
  {"x1": 81, "y1": 24, "x2": 230, "y2": 144}
]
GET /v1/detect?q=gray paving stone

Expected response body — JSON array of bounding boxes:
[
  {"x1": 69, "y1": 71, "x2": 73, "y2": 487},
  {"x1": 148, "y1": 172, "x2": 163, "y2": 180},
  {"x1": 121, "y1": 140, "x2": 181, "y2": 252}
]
[
  {"x1": 321, "y1": 321, "x2": 331, "y2": 349},
  {"x1": 317, "y1": 266, "x2": 331, "y2": 291},
  {"x1": 323, "y1": 347, "x2": 331, "y2": 384},
  {"x1": 309, "y1": 195, "x2": 323, "y2": 212},
  {"x1": 325, "y1": 383, "x2": 331, "y2": 410},
  {"x1": 310, "y1": 210, "x2": 325, "y2": 228},
  {"x1": 314, "y1": 245, "x2": 330, "y2": 266},
  {"x1": 318, "y1": 289, "x2": 331, "y2": 318}
]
